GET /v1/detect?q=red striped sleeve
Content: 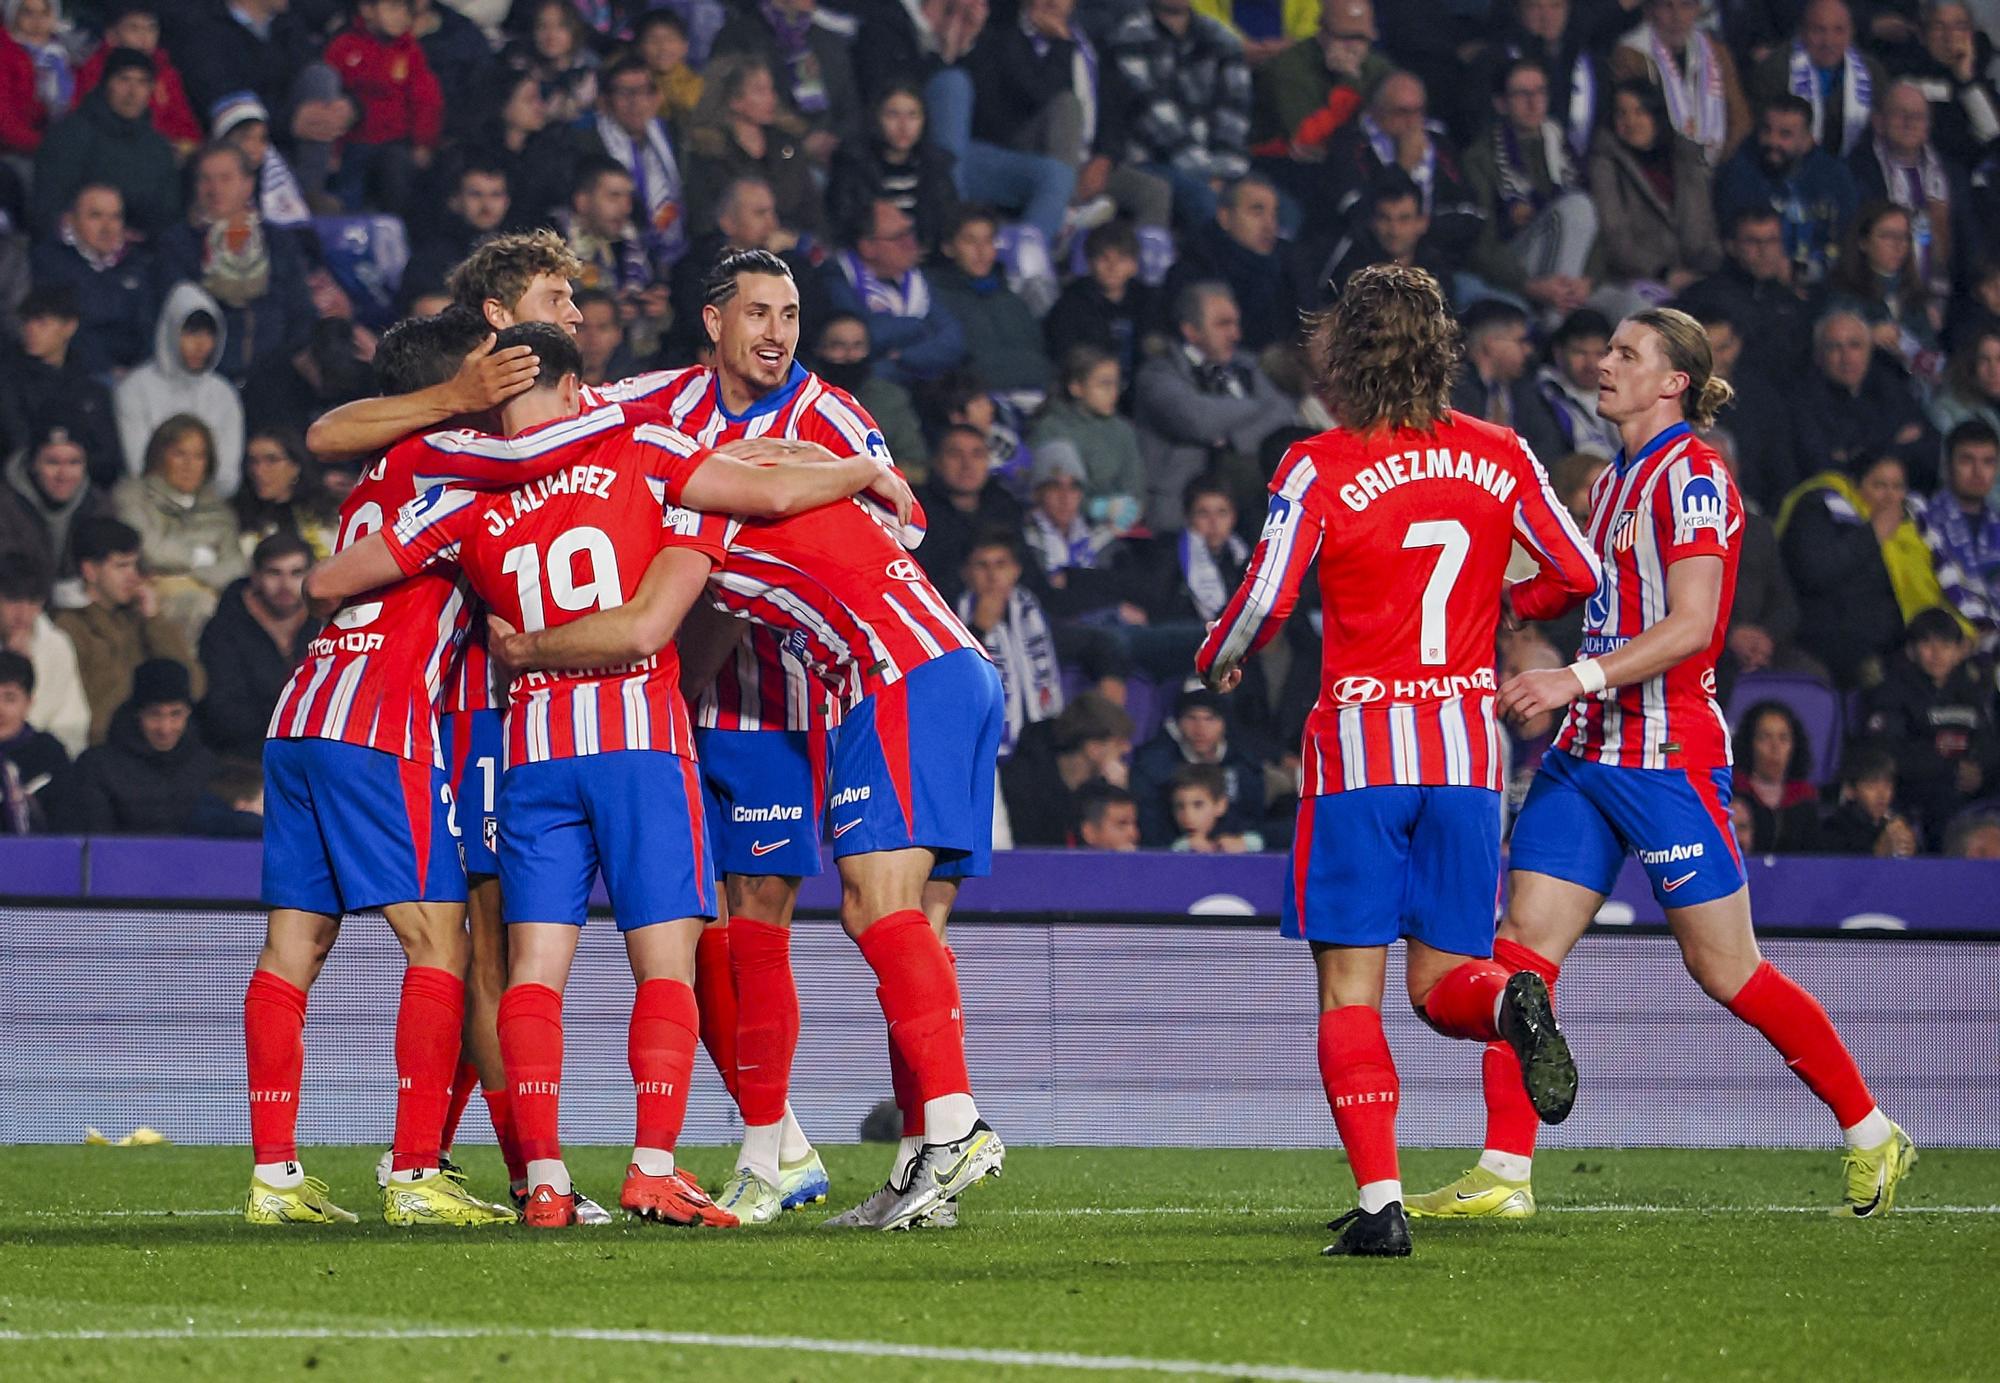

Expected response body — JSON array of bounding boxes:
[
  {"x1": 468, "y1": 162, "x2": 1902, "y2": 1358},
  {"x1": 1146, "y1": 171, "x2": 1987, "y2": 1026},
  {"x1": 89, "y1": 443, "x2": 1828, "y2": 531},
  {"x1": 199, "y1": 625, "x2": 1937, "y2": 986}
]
[{"x1": 1195, "y1": 448, "x2": 1325, "y2": 678}]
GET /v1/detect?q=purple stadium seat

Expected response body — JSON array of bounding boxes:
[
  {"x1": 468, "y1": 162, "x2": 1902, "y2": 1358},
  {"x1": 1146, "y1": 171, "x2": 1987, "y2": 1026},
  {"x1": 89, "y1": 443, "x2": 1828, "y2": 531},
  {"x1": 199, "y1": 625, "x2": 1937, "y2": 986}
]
[
  {"x1": 1123, "y1": 674, "x2": 1164, "y2": 741},
  {"x1": 1726, "y1": 673, "x2": 1844, "y2": 785}
]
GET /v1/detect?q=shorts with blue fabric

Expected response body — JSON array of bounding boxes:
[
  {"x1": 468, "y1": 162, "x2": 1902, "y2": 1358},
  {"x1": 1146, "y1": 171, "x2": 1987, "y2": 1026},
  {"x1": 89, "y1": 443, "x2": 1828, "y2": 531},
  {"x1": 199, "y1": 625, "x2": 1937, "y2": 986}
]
[
  {"x1": 1509, "y1": 747, "x2": 1746, "y2": 907},
  {"x1": 497, "y1": 748, "x2": 714, "y2": 930},
  {"x1": 1283, "y1": 784, "x2": 1502, "y2": 952},
  {"x1": 826, "y1": 648, "x2": 1002, "y2": 879},
  {"x1": 261, "y1": 737, "x2": 467, "y2": 915},
  {"x1": 444, "y1": 708, "x2": 504, "y2": 876},
  {"x1": 695, "y1": 725, "x2": 830, "y2": 878}
]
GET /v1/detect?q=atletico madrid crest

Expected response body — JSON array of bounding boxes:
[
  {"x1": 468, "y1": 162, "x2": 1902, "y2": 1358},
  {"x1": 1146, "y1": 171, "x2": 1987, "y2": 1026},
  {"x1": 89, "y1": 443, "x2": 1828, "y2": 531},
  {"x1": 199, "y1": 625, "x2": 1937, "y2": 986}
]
[{"x1": 1612, "y1": 511, "x2": 1639, "y2": 552}]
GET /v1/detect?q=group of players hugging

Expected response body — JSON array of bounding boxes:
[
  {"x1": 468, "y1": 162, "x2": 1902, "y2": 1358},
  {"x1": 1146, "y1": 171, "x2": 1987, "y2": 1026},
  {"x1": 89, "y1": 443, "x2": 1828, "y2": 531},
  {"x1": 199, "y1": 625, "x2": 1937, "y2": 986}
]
[{"x1": 238, "y1": 230, "x2": 1914, "y2": 1254}]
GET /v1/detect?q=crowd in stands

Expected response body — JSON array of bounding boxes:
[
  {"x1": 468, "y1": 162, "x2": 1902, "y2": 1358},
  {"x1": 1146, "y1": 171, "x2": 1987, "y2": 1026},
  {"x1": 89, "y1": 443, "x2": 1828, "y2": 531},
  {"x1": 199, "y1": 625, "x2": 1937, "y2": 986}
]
[{"x1": 1, "y1": 0, "x2": 1998, "y2": 861}]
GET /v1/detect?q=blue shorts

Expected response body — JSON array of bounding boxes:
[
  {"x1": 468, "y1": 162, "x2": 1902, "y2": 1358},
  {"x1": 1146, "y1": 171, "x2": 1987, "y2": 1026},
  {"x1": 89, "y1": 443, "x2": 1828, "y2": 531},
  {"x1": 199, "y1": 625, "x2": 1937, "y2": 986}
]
[
  {"x1": 498, "y1": 749, "x2": 714, "y2": 930},
  {"x1": 827, "y1": 648, "x2": 1002, "y2": 879},
  {"x1": 1509, "y1": 749, "x2": 1746, "y2": 908},
  {"x1": 696, "y1": 726, "x2": 830, "y2": 878},
  {"x1": 1284, "y1": 785, "x2": 1502, "y2": 952},
  {"x1": 444, "y1": 709, "x2": 504, "y2": 876},
  {"x1": 261, "y1": 738, "x2": 467, "y2": 915}
]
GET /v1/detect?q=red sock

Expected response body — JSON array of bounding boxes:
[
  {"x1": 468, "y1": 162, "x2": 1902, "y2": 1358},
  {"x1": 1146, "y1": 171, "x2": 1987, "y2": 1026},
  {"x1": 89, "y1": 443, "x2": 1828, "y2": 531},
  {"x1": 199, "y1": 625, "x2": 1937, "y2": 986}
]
[
  {"x1": 1726, "y1": 960, "x2": 1876, "y2": 1127},
  {"x1": 1483, "y1": 938, "x2": 1558, "y2": 1157},
  {"x1": 439, "y1": 1056, "x2": 479, "y2": 1152},
  {"x1": 244, "y1": 969, "x2": 307, "y2": 1164},
  {"x1": 631, "y1": 978, "x2": 699, "y2": 1153},
  {"x1": 885, "y1": 1000, "x2": 923, "y2": 1137},
  {"x1": 498, "y1": 983, "x2": 564, "y2": 1163},
  {"x1": 727, "y1": 917, "x2": 799, "y2": 1127},
  {"x1": 856, "y1": 910, "x2": 969, "y2": 1106},
  {"x1": 482, "y1": 1086, "x2": 527, "y2": 1183},
  {"x1": 391, "y1": 967, "x2": 465, "y2": 1174},
  {"x1": 693, "y1": 925, "x2": 740, "y2": 1103},
  {"x1": 1421, "y1": 958, "x2": 1509, "y2": 1041},
  {"x1": 945, "y1": 944, "x2": 964, "y2": 1046},
  {"x1": 1318, "y1": 1005, "x2": 1400, "y2": 1191}
]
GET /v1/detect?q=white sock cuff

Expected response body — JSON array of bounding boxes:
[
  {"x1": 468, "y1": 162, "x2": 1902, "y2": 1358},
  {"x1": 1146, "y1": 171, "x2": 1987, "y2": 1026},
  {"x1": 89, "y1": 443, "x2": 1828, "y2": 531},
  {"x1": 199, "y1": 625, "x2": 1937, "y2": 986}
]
[{"x1": 1356, "y1": 1179, "x2": 1403, "y2": 1214}]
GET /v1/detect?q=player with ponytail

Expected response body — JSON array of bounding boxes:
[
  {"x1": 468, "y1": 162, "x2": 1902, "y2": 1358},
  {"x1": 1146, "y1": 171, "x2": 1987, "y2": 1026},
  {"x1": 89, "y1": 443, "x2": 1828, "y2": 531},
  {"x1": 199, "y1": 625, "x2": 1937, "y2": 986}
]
[{"x1": 1410, "y1": 305, "x2": 1914, "y2": 1223}]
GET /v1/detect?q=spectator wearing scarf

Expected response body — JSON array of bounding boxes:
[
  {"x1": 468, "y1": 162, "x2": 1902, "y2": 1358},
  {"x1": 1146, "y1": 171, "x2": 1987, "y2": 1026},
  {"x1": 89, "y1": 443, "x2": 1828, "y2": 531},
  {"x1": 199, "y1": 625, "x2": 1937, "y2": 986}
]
[
  {"x1": 711, "y1": 0, "x2": 861, "y2": 155},
  {"x1": 955, "y1": 532, "x2": 1064, "y2": 759},
  {"x1": 1610, "y1": 3, "x2": 1750, "y2": 165},
  {"x1": 586, "y1": 56, "x2": 689, "y2": 270},
  {"x1": 820, "y1": 198, "x2": 965, "y2": 385},
  {"x1": 1851, "y1": 80, "x2": 1970, "y2": 299},
  {"x1": 1753, "y1": 1, "x2": 1879, "y2": 158},
  {"x1": 1463, "y1": 57, "x2": 1600, "y2": 307}
]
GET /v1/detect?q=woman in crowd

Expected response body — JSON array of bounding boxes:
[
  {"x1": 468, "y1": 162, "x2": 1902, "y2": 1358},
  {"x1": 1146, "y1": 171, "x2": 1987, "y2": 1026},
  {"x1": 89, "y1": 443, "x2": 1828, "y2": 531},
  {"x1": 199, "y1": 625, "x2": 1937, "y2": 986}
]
[
  {"x1": 112, "y1": 415, "x2": 244, "y2": 643},
  {"x1": 826, "y1": 83, "x2": 959, "y2": 256},
  {"x1": 230, "y1": 428, "x2": 334, "y2": 560},
  {"x1": 1733, "y1": 701, "x2": 1821, "y2": 854},
  {"x1": 1777, "y1": 452, "x2": 1944, "y2": 689},
  {"x1": 506, "y1": 0, "x2": 601, "y2": 124},
  {"x1": 683, "y1": 54, "x2": 820, "y2": 237},
  {"x1": 1928, "y1": 327, "x2": 2000, "y2": 440},
  {"x1": 1588, "y1": 79, "x2": 1720, "y2": 303},
  {"x1": 476, "y1": 67, "x2": 583, "y2": 228},
  {"x1": 1827, "y1": 202, "x2": 1943, "y2": 389}
]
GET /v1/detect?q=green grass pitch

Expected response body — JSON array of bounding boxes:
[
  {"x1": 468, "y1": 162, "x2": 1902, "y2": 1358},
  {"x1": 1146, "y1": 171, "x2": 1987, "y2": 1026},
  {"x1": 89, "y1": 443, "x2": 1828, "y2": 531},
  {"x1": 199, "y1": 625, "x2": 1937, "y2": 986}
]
[{"x1": 2, "y1": 1144, "x2": 1993, "y2": 1382}]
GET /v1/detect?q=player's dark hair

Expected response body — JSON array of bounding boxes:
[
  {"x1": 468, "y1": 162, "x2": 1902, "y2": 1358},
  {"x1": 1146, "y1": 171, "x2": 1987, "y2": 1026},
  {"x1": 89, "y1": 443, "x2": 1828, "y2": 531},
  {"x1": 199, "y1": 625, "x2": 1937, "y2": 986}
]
[
  {"x1": 1947, "y1": 418, "x2": 2000, "y2": 456},
  {"x1": 704, "y1": 247, "x2": 795, "y2": 309},
  {"x1": 1734, "y1": 699, "x2": 1813, "y2": 783},
  {"x1": 1075, "y1": 781, "x2": 1137, "y2": 829},
  {"x1": 0, "y1": 553, "x2": 53, "y2": 605},
  {"x1": 1628, "y1": 307, "x2": 1734, "y2": 428},
  {"x1": 494, "y1": 320, "x2": 583, "y2": 390},
  {"x1": 0, "y1": 648, "x2": 33, "y2": 697},
  {"x1": 1170, "y1": 762, "x2": 1229, "y2": 801},
  {"x1": 447, "y1": 229, "x2": 582, "y2": 319},
  {"x1": 251, "y1": 531, "x2": 313, "y2": 571},
  {"x1": 73, "y1": 517, "x2": 141, "y2": 566},
  {"x1": 1307, "y1": 263, "x2": 1458, "y2": 433},
  {"x1": 375, "y1": 305, "x2": 492, "y2": 395}
]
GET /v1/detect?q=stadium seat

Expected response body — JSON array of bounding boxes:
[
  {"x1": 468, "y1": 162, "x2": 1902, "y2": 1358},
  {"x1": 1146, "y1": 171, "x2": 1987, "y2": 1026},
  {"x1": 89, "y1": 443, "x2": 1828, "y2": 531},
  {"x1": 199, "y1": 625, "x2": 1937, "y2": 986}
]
[
  {"x1": 1726, "y1": 673, "x2": 1844, "y2": 785},
  {"x1": 1123, "y1": 674, "x2": 1165, "y2": 741}
]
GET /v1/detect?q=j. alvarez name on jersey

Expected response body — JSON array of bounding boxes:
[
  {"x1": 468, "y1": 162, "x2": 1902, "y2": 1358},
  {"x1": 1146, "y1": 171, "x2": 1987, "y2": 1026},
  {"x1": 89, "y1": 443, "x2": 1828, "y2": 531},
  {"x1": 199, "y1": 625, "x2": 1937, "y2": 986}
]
[{"x1": 477, "y1": 463, "x2": 621, "y2": 536}]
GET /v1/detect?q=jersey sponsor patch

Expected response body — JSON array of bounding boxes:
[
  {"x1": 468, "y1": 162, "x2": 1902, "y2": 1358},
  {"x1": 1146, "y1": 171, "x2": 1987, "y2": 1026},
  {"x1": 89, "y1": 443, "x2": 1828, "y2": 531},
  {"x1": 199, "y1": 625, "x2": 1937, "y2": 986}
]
[
  {"x1": 863, "y1": 428, "x2": 890, "y2": 460},
  {"x1": 1674, "y1": 473, "x2": 1726, "y2": 543}
]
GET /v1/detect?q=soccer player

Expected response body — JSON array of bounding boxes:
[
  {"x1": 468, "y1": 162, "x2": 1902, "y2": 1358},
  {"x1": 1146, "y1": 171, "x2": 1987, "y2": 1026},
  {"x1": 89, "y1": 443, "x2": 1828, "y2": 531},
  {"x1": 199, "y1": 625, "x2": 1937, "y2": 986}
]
[
  {"x1": 1410, "y1": 309, "x2": 1916, "y2": 1220},
  {"x1": 308, "y1": 322, "x2": 913, "y2": 1228},
  {"x1": 486, "y1": 406, "x2": 1007, "y2": 1234},
  {"x1": 635, "y1": 247, "x2": 914, "y2": 1225},
  {"x1": 1194, "y1": 265, "x2": 1603, "y2": 1258},
  {"x1": 246, "y1": 310, "x2": 590, "y2": 1228}
]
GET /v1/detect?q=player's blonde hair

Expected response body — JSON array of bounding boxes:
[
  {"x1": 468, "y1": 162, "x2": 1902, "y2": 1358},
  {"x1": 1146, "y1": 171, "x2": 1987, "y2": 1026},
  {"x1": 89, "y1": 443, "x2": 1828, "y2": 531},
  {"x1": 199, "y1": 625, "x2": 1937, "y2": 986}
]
[
  {"x1": 446, "y1": 230, "x2": 583, "y2": 320},
  {"x1": 1308, "y1": 264, "x2": 1459, "y2": 433},
  {"x1": 1628, "y1": 307, "x2": 1735, "y2": 429}
]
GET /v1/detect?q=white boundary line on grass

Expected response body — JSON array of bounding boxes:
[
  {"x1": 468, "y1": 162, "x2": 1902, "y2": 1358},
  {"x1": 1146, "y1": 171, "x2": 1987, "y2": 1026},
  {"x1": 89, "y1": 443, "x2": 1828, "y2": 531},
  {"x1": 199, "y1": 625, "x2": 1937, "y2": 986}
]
[
  {"x1": 0, "y1": 1326, "x2": 1501, "y2": 1382},
  {"x1": 20, "y1": 1202, "x2": 2000, "y2": 1218}
]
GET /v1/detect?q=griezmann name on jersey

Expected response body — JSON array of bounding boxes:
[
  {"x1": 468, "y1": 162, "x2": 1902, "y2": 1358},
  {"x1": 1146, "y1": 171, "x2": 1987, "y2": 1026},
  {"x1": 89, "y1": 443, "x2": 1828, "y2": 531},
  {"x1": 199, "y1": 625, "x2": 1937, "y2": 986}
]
[{"x1": 1196, "y1": 411, "x2": 1599, "y2": 794}]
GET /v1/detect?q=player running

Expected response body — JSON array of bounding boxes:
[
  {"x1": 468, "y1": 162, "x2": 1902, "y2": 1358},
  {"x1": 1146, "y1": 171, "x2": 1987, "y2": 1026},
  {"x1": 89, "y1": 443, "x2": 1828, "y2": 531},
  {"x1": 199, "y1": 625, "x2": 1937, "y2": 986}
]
[
  {"x1": 1410, "y1": 309, "x2": 1916, "y2": 1221},
  {"x1": 309, "y1": 323, "x2": 910, "y2": 1229},
  {"x1": 486, "y1": 390, "x2": 1007, "y2": 1234},
  {"x1": 246, "y1": 311, "x2": 589, "y2": 1228},
  {"x1": 1194, "y1": 265, "x2": 1602, "y2": 1258},
  {"x1": 632, "y1": 248, "x2": 922, "y2": 1224}
]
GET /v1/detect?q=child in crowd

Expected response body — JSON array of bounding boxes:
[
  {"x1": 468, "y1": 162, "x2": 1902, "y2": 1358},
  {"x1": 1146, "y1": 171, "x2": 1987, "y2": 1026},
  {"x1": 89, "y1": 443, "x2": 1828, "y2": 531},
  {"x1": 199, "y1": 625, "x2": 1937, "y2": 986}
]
[
  {"x1": 1860, "y1": 607, "x2": 1999, "y2": 850},
  {"x1": 1169, "y1": 762, "x2": 1262, "y2": 854},
  {"x1": 0, "y1": 650, "x2": 68, "y2": 832},
  {"x1": 325, "y1": 0, "x2": 444, "y2": 213},
  {"x1": 1817, "y1": 745, "x2": 1920, "y2": 857},
  {"x1": 633, "y1": 8, "x2": 701, "y2": 125}
]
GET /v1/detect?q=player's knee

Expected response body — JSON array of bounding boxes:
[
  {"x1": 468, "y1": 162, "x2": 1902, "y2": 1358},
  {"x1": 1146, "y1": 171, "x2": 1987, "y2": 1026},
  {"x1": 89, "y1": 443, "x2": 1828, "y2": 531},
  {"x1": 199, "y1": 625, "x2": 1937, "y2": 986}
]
[{"x1": 1684, "y1": 951, "x2": 1754, "y2": 1005}]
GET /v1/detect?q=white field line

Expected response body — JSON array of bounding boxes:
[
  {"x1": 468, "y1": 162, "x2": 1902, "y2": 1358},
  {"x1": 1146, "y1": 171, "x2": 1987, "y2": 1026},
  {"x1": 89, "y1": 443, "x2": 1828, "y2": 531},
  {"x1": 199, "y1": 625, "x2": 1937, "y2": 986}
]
[
  {"x1": 0, "y1": 1326, "x2": 1502, "y2": 1383},
  {"x1": 18, "y1": 1202, "x2": 2000, "y2": 1219}
]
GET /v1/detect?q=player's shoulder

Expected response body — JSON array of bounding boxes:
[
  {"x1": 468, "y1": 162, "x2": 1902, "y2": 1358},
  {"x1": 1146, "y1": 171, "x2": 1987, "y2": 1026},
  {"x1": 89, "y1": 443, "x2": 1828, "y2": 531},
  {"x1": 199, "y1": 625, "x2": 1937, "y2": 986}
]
[
  {"x1": 594, "y1": 365, "x2": 709, "y2": 405},
  {"x1": 799, "y1": 372, "x2": 886, "y2": 453}
]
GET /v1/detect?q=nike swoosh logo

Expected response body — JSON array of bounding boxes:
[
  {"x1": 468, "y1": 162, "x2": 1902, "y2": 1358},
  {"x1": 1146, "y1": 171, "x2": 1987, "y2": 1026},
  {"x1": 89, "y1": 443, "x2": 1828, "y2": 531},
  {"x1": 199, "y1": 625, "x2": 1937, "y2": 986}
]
[
  {"x1": 749, "y1": 838, "x2": 789, "y2": 856},
  {"x1": 1455, "y1": 1191, "x2": 1489, "y2": 1201},
  {"x1": 833, "y1": 818, "x2": 861, "y2": 838},
  {"x1": 1662, "y1": 870, "x2": 1698, "y2": 892}
]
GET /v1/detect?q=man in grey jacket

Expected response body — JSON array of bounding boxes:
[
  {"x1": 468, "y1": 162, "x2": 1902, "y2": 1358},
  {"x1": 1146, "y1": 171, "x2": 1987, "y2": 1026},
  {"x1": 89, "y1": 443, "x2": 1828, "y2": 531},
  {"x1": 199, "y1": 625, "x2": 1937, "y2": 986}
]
[{"x1": 1132, "y1": 280, "x2": 1297, "y2": 532}]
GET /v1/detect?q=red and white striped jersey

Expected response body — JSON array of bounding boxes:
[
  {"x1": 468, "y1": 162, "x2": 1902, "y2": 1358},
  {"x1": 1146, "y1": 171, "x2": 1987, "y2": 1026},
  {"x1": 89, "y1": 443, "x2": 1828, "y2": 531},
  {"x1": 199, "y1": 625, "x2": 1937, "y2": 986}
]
[
  {"x1": 265, "y1": 427, "x2": 586, "y2": 764},
  {"x1": 383, "y1": 406, "x2": 723, "y2": 768},
  {"x1": 1537, "y1": 422, "x2": 1741, "y2": 771},
  {"x1": 702, "y1": 497, "x2": 985, "y2": 706},
  {"x1": 1195, "y1": 412, "x2": 1600, "y2": 794},
  {"x1": 645, "y1": 360, "x2": 911, "y2": 732}
]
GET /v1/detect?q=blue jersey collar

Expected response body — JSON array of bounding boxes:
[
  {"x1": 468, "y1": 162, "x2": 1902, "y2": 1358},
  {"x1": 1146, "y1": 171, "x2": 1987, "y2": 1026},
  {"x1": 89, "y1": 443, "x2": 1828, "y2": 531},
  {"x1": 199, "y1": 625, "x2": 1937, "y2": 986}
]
[
  {"x1": 713, "y1": 361, "x2": 808, "y2": 422},
  {"x1": 1615, "y1": 421, "x2": 1690, "y2": 472}
]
